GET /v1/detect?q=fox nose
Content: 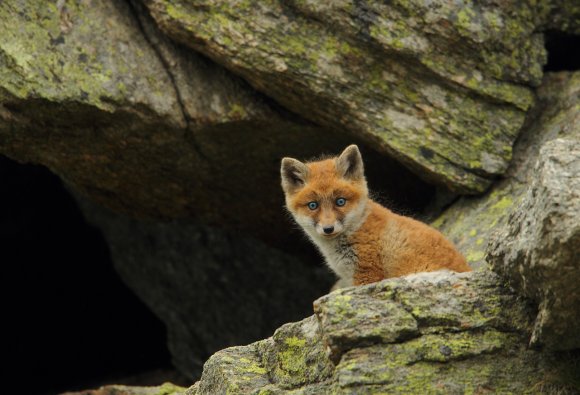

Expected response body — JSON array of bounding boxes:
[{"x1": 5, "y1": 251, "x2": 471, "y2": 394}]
[{"x1": 323, "y1": 226, "x2": 334, "y2": 234}]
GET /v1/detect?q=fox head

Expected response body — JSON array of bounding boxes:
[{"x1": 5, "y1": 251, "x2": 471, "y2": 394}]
[{"x1": 281, "y1": 145, "x2": 369, "y2": 239}]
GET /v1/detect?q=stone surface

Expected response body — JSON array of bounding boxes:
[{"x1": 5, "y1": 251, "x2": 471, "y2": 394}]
[
  {"x1": 0, "y1": 0, "x2": 435, "y2": 251},
  {"x1": 432, "y1": 71, "x2": 580, "y2": 269},
  {"x1": 487, "y1": 138, "x2": 580, "y2": 351},
  {"x1": 0, "y1": 0, "x2": 269, "y2": 220},
  {"x1": 187, "y1": 271, "x2": 580, "y2": 394},
  {"x1": 143, "y1": 0, "x2": 555, "y2": 193},
  {"x1": 61, "y1": 383, "x2": 185, "y2": 395},
  {"x1": 544, "y1": 1, "x2": 580, "y2": 34},
  {"x1": 74, "y1": 194, "x2": 334, "y2": 379}
]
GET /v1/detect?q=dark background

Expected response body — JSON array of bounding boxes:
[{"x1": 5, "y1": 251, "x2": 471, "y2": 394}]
[{"x1": 0, "y1": 157, "x2": 185, "y2": 395}]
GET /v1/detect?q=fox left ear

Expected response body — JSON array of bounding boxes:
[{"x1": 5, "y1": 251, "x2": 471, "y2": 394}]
[
  {"x1": 281, "y1": 157, "x2": 309, "y2": 194},
  {"x1": 336, "y1": 145, "x2": 364, "y2": 181}
]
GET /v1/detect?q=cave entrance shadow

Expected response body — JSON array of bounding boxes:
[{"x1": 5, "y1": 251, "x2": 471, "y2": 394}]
[{"x1": 0, "y1": 155, "x2": 186, "y2": 395}]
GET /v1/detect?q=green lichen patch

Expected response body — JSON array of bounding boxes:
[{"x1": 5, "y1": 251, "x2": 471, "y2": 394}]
[
  {"x1": 194, "y1": 342, "x2": 272, "y2": 395},
  {"x1": 156, "y1": 383, "x2": 188, "y2": 395},
  {"x1": 335, "y1": 335, "x2": 551, "y2": 393},
  {"x1": 336, "y1": 329, "x2": 514, "y2": 388},
  {"x1": 431, "y1": 183, "x2": 524, "y2": 268},
  {"x1": 0, "y1": 0, "x2": 181, "y2": 122},
  {"x1": 257, "y1": 316, "x2": 334, "y2": 389},
  {"x1": 314, "y1": 287, "x2": 418, "y2": 361},
  {"x1": 392, "y1": 330, "x2": 512, "y2": 363}
]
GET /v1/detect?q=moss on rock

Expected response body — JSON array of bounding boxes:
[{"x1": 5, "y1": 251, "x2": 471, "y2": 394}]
[
  {"x1": 61, "y1": 383, "x2": 187, "y2": 395},
  {"x1": 432, "y1": 71, "x2": 580, "y2": 269},
  {"x1": 143, "y1": 0, "x2": 559, "y2": 193},
  {"x1": 257, "y1": 316, "x2": 334, "y2": 389},
  {"x1": 189, "y1": 270, "x2": 580, "y2": 394}
]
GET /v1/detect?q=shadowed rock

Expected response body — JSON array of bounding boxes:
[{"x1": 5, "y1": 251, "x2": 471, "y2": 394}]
[
  {"x1": 74, "y1": 194, "x2": 334, "y2": 379},
  {"x1": 61, "y1": 383, "x2": 185, "y2": 395},
  {"x1": 487, "y1": 138, "x2": 580, "y2": 351},
  {"x1": 3, "y1": 0, "x2": 414, "y2": 249}
]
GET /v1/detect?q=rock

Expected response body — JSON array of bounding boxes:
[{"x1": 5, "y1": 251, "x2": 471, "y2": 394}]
[
  {"x1": 487, "y1": 138, "x2": 580, "y2": 351},
  {"x1": 0, "y1": 0, "x2": 271, "y2": 218},
  {"x1": 0, "y1": 0, "x2": 434, "y2": 251},
  {"x1": 60, "y1": 383, "x2": 185, "y2": 395},
  {"x1": 142, "y1": 0, "x2": 557, "y2": 193},
  {"x1": 313, "y1": 290, "x2": 418, "y2": 363},
  {"x1": 544, "y1": 1, "x2": 580, "y2": 34},
  {"x1": 432, "y1": 71, "x2": 580, "y2": 269},
  {"x1": 74, "y1": 194, "x2": 334, "y2": 379},
  {"x1": 257, "y1": 316, "x2": 334, "y2": 389},
  {"x1": 187, "y1": 271, "x2": 580, "y2": 394}
]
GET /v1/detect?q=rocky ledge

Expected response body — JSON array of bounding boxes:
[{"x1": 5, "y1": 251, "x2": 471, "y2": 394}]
[
  {"x1": 186, "y1": 270, "x2": 578, "y2": 394},
  {"x1": 62, "y1": 383, "x2": 185, "y2": 395}
]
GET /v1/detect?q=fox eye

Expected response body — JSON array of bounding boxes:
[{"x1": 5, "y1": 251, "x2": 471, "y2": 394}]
[
  {"x1": 335, "y1": 198, "x2": 347, "y2": 207},
  {"x1": 307, "y1": 201, "x2": 319, "y2": 210}
]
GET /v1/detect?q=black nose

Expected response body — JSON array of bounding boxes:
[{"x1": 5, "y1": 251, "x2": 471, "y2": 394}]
[{"x1": 323, "y1": 226, "x2": 334, "y2": 234}]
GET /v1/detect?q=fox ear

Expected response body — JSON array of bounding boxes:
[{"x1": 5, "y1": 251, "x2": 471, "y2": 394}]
[
  {"x1": 281, "y1": 157, "x2": 309, "y2": 193},
  {"x1": 336, "y1": 145, "x2": 364, "y2": 181}
]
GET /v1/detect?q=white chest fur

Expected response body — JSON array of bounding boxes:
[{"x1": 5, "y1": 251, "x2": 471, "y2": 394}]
[{"x1": 312, "y1": 235, "x2": 357, "y2": 285}]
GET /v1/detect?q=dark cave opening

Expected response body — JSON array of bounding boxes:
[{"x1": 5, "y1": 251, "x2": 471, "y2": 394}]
[
  {"x1": 0, "y1": 155, "x2": 185, "y2": 395},
  {"x1": 544, "y1": 32, "x2": 580, "y2": 72},
  {"x1": 0, "y1": 138, "x2": 441, "y2": 394}
]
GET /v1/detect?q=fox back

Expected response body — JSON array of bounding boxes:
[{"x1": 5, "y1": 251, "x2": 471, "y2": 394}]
[{"x1": 281, "y1": 145, "x2": 470, "y2": 287}]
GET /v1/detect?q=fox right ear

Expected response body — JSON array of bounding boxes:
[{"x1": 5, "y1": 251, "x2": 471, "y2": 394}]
[
  {"x1": 281, "y1": 158, "x2": 309, "y2": 193},
  {"x1": 336, "y1": 144, "x2": 364, "y2": 181}
]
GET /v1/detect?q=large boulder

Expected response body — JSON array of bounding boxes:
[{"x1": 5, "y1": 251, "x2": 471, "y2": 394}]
[
  {"x1": 432, "y1": 71, "x2": 580, "y2": 269},
  {"x1": 487, "y1": 138, "x2": 580, "y2": 351},
  {"x1": 0, "y1": 0, "x2": 434, "y2": 250},
  {"x1": 61, "y1": 383, "x2": 185, "y2": 395},
  {"x1": 187, "y1": 271, "x2": 579, "y2": 394},
  {"x1": 0, "y1": 0, "x2": 275, "y2": 225},
  {"x1": 143, "y1": 0, "x2": 553, "y2": 193}
]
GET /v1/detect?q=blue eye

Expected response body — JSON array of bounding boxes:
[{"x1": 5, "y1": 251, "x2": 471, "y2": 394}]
[
  {"x1": 336, "y1": 198, "x2": 346, "y2": 207},
  {"x1": 307, "y1": 201, "x2": 318, "y2": 210}
]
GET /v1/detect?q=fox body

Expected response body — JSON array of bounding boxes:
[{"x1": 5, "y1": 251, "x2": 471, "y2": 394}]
[{"x1": 281, "y1": 145, "x2": 471, "y2": 287}]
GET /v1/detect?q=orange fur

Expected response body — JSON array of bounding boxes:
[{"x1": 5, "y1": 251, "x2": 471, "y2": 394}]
[
  {"x1": 349, "y1": 201, "x2": 470, "y2": 285},
  {"x1": 281, "y1": 145, "x2": 470, "y2": 287}
]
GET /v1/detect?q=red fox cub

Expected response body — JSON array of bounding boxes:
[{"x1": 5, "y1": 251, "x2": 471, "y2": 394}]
[{"x1": 281, "y1": 145, "x2": 471, "y2": 287}]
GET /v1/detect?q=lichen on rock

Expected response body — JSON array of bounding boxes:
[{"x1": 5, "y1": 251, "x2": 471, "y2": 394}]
[
  {"x1": 432, "y1": 71, "x2": 580, "y2": 269},
  {"x1": 487, "y1": 138, "x2": 580, "y2": 351},
  {"x1": 142, "y1": 0, "x2": 554, "y2": 193},
  {"x1": 61, "y1": 382, "x2": 186, "y2": 395},
  {"x1": 188, "y1": 271, "x2": 579, "y2": 394}
]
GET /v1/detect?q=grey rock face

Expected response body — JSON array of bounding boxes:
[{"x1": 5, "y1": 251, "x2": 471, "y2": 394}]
[
  {"x1": 487, "y1": 138, "x2": 580, "y2": 351},
  {"x1": 187, "y1": 271, "x2": 579, "y2": 394},
  {"x1": 61, "y1": 383, "x2": 185, "y2": 395},
  {"x1": 2, "y1": 0, "x2": 384, "y2": 249},
  {"x1": 143, "y1": 0, "x2": 553, "y2": 194},
  {"x1": 432, "y1": 71, "x2": 580, "y2": 269}
]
